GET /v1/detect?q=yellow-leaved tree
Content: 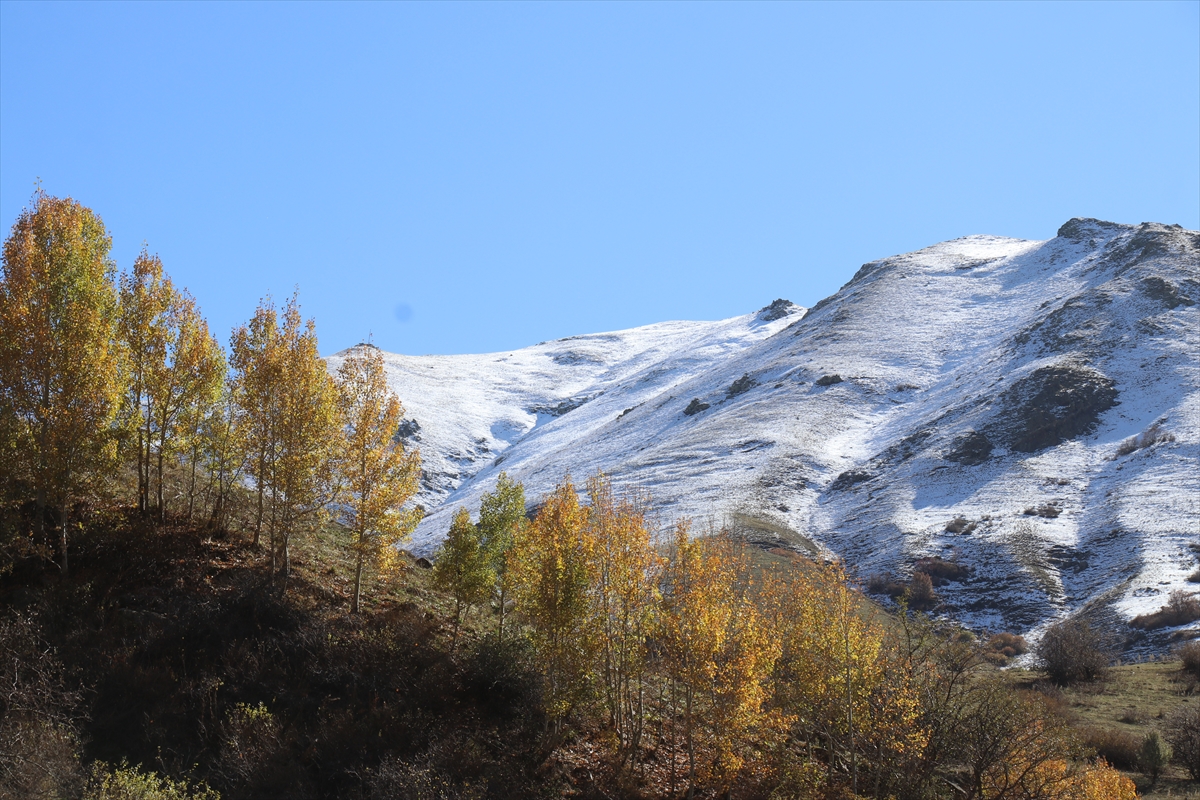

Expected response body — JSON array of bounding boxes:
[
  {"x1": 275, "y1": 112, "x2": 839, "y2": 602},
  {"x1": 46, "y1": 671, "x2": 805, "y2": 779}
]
[
  {"x1": 659, "y1": 525, "x2": 779, "y2": 796},
  {"x1": 510, "y1": 476, "x2": 596, "y2": 736},
  {"x1": 585, "y1": 473, "x2": 661, "y2": 767},
  {"x1": 334, "y1": 343, "x2": 421, "y2": 613},
  {"x1": 117, "y1": 248, "x2": 173, "y2": 517},
  {"x1": 433, "y1": 507, "x2": 493, "y2": 647},
  {"x1": 0, "y1": 190, "x2": 123, "y2": 575},
  {"x1": 766, "y1": 561, "x2": 925, "y2": 798},
  {"x1": 230, "y1": 298, "x2": 281, "y2": 547},
  {"x1": 232, "y1": 295, "x2": 339, "y2": 583}
]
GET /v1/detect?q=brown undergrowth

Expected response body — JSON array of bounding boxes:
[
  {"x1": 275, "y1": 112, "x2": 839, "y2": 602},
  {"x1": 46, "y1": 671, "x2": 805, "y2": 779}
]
[{"x1": 0, "y1": 513, "x2": 549, "y2": 800}]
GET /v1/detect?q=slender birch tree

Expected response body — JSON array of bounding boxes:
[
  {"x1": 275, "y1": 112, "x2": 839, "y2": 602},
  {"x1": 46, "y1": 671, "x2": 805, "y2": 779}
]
[
  {"x1": 477, "y1": 472, "x2": 525, "y2": 640},
  {"x1": 334, "y1": 344, "x2": 421, "y2": 612}
]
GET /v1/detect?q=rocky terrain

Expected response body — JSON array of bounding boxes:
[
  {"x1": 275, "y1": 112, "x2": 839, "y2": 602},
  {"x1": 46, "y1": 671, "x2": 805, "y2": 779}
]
[{"x1": 328, "y1": 218, "x2": 1199, "y2": 647}]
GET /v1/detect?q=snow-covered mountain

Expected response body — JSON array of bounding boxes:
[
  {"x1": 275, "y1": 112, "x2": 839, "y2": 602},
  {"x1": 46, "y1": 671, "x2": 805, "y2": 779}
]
[{"x1": 327, "y1": 218, "x2": 1199, "y2": 644}]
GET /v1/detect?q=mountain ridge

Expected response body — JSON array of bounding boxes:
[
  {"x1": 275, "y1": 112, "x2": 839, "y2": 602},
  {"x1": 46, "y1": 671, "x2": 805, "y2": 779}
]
[{"x1": 328, "y1": 218, "x2": 1199, "y2": 646}]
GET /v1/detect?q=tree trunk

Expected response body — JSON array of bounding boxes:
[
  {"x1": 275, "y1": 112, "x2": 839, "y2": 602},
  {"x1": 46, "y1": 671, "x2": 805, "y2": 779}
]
[
  {"x1": 58, "y1": 501, "x2": 69, "y2": 578},
  {"x1": 497, "y1": 583, "x2": 507, "y2": 640},
  {"x1": 35, "y1": 489, "x2": 46, "y2": 543},
  {"x1": 156, "y1": 446, "x2": 166, "y2": 522},
  {"x1": 352, "y1": 543, "x2": 365, "y2": 614},
  {"x1": 686, "y1": 686, "x2": 696, "y2": 799}
]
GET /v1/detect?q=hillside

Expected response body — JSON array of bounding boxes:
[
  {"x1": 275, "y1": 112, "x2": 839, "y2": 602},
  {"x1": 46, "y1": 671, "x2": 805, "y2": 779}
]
[{"x1": 334, "y1": 218, "x2": 1200, "y2": 646}]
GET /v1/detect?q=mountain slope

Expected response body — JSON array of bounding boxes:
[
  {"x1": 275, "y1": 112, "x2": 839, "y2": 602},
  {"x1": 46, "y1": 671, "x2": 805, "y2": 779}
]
[{"x1": 332, "y1": 219, "x2": 1199, "y2": 643}]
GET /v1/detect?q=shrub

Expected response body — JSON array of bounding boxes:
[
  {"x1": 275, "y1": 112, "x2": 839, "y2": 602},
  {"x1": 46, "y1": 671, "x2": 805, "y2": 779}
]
[
  {"x1": 83, "y1": 762, "x2": 220, "y2": 800},
  {"x1": 1079, "y1": 726, "x2": 1141, "y2": 771},
  {"x1": 944, "y1": 517, "x2": 976, "y2": 534},
  {"x1": 1178, "y1": 640, "x2": 1200, "y2": 679},
  {"x1": 1035, "y1": 618, "x2": 1113, "y2": 685},
  {"x1": 908, "y1": 571, "x2": 938, "y2": 611},
  {"x1": 915, "y1": 556, "x2": 972, "y2": 585},
  {"x1": 1164, "y1": 704, "x2": 1200, "y2": 781},
  {"x1": 1022, "y1": 504, "x2": 1061, "y2": 518},
  {"x1": 1116, "y1": 422, "x2": 1175, "y2": 457},
  {"x1": 1139, "y1": 731, "x2": 1172, "y2": 784},
  {"x1": 1131, "y1": 590, "x2": 1200, "y2": 630},
  {"x1": 1118, "y1": 706, "x2": 1149, "y2": 725},
  {"x1": 866, "y1": 572, "x2": 906, "y2": 599},
  {"x1": 986, "y1": 632, "x2": 1028, "y2": 658}
]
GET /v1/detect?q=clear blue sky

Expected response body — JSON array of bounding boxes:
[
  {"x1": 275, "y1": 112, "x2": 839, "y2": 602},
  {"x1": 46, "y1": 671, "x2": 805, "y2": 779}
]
[{"x1": 2, "y1": 1, "x2": 1197, "y2": 356}]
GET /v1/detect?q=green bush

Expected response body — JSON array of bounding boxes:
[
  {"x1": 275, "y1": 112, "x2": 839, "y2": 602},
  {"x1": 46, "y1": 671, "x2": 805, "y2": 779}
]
[
  {"x1": 83, "y1": 762, "x2": 219, "y2": 800},
  {"x1": 1139, "y1": 731, "x2": 1172, "y2": 784}
]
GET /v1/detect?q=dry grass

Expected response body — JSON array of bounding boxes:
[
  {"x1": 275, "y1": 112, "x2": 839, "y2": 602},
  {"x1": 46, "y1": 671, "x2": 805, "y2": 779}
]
[{"x1": 1007, "y1": 660, "x2": 1200, "y2": 797}]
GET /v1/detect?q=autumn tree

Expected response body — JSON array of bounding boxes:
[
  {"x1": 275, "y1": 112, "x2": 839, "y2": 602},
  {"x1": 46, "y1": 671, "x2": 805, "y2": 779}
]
[
  {"x1": 433, "y1": 507, "x2": 493, "y2": 647},
  {"x1": 334, "y1": 343, "x2": 421, "y2": 612},
  {"x1": 477, "y1": 472, "x2": 525, "y2": 640},
  {"x1": 510, "y1": 477, "x2": 595, "y2": 736},
  {"x1": 231, "y1": 295, "x2": 339, "y2": 583},
  {"x1": 196, "y1": 384, "x2": 246, "y2": 532},
  {"x1": 230, "y1": 298, "x2": 281, "y2": 547},
  {"x1": 765, "y1": 561, "x2": 925, "y2": 798},
  {"x1": 117, "y1": 249, "x2": 172, "y2": 516},
  {"x1": 659, "y1": 525, "x2": 779, "y2": 796},
  {"x1": 0, "y1": 190, "x2": 123, "y2": 575},
  {"x1": 585, "y1": 473, "x2": 661, "y2": 767}
]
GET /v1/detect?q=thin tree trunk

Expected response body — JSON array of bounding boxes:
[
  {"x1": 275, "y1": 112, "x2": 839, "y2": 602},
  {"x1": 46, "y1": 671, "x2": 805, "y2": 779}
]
[
  {"x1": 156, "y1": 447, "x2": 165, "y2": 522},
  {"x1": 35, "y1": 489, "x2": 45, "y2": 544},
  {"x1": 253, "y1": 448, "x2": 265, "y2": 546},
  {"x1": 686, "y1": 685, "x2": 696, "y2": 800},
  {"x1": 352, "y1": 542, "x2": 365, "y2": 614},
  {"x1": 58, "y1": 501, "x2": 69, "y2": 578}
]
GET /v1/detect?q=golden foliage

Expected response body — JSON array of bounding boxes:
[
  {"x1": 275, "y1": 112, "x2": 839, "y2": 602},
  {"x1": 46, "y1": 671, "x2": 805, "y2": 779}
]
[
  {"x1": 0, "y1": 190, "x2": 122, "y2": 575},
  {"x1": 510, "y1": 477, "x2": 595, "y2": 730},
  {"x1": 334, "y1": 344, "x2": 421, "y2": 612},
  {"x1": 659, "y1": 525, "x2": 779, "y2": 792},
  {"x1": 230, "y1": 295, "x2": 339, "y2": 581}
]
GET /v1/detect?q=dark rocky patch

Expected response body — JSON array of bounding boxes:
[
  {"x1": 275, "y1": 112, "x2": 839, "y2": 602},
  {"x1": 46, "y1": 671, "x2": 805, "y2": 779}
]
[
  {"x1": 991, "y1": 365, "x2": 1117, "y2": 453},
  {"x1": 1047, "y1": 545, "x2": 1091, "y2": 575},
  {"x1": 815, "y1": 374, "x2": 844, "y2": 386},
  {"x1": 829, "y1": 469, "x2": 873, "y2": 491},
  {"x1": 944, "y1": 431, "x2": 993, "y2": 465},
  {"x1": 758, "y1": 298, "x2": 797, "y2": 321},
  {"x1": 394, "y1": 418, "x2": 422, "y2": 443},
  {"x1": 528, "y1": 395, "x2": 595, "y2": 417},
  {"x1": 1109, "y1": 222, "x2": 1200, "y2": 275},
  {"x1": 683, "y1": 398, "x2": 710, "y2": 416},
  {"x1": 727, "y1": 373, "x2": 757, "y2": 399},
  {"x1": 551, "y1": 350, "x2": 604, "y2": 366},
  {"x1": 1141, "y1": 275, "x2": 1196, "y2": 309},
  {"x1": 1012, "y1": 289, "x2": 1113, "y2": 350},
  {"x1": 1056, "y1": 217, "x2": 1127, "y2": 241}
]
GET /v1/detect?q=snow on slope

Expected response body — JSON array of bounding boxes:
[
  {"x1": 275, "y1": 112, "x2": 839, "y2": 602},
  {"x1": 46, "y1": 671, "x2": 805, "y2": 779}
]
[
  {"x1": 336, "y1": 219, "x2": 1199, "y2": 646},
  {"x1": 325, "y1": 300, "x2": 805, "y2": 515}
]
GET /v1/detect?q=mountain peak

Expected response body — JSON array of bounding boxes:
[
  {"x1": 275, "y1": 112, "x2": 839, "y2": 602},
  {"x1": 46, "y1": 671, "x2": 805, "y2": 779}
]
[{"x1": 338, "y1": 221, "x2": 1199, "y2": 650}]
